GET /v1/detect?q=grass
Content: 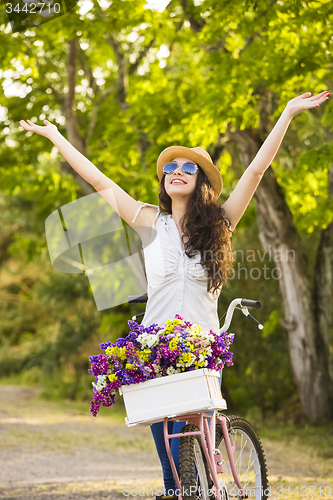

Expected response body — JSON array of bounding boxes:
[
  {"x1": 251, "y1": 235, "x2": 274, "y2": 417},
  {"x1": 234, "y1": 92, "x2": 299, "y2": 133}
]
[
  {"x1": 0, "y1": 383, "x2": 155, "y2": 454},
  {"x1": 1, "y1": 426, "x2": 154, "y2": 453},
  {"x1": 259, "y1": 421, "x2": 333, "y2": 458},
  {"x1": 0, "y1": 381, "x2": 127, "y2": 422}
]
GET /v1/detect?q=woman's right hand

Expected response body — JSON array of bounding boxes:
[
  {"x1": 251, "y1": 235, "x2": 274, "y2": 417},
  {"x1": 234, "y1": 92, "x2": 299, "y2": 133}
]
[{"x1": 19, "y1": 119, "x2": 58, "y2": 139}]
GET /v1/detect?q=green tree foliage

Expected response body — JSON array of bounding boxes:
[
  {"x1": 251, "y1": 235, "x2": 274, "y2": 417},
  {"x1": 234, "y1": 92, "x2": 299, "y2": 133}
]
[{"x1": 0, "y1": 0, "x2": 332, "y2": 421}]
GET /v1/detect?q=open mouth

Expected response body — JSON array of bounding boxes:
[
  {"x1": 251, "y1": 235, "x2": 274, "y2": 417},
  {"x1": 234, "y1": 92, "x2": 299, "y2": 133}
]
[{"x1": 171, "y1": 179, "x2": 187, "y2": 185}]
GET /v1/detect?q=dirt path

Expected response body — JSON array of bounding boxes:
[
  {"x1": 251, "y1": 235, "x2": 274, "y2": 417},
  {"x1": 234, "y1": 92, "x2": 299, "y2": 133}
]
[{"x1": 0, "y1": 386, "x2": 332, "y2": 499}]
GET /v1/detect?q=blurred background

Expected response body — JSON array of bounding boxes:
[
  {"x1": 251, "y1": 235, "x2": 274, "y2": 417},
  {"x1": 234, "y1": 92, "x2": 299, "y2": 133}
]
[{"x1": 0, "y1": 0, "x2": 333, "y2": 495}]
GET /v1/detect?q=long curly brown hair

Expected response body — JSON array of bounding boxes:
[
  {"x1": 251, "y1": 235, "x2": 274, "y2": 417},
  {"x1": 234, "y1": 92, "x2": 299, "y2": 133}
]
[{"x1": 158, "y1": 166, "x2": 234, "y2": 297}]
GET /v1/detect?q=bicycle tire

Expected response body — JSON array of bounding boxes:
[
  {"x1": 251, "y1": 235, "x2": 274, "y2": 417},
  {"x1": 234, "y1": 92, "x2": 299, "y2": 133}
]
[
  {"x1": 179, "y1": 424, "x2": 212, "y2": 500},
  {"x1": 215, "y1": 415, "x2": 269, "y2": 500}
]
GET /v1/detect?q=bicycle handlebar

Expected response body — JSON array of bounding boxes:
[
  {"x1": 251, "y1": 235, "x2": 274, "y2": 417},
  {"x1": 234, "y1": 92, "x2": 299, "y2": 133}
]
[
  {"x1": 240, "y1": 298, "x2": 261, "y2": 309},
  {"x1": 219, "y1": 298, "x2": 262, "y2": 333},
  {"x1": 127, "y1": 295, "x2": 263, "y2": 333}
]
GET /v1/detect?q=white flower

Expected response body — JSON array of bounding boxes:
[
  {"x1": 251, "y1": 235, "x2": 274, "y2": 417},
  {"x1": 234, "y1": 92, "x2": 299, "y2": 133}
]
[
  {"x1": 166, "y1": 366, "x2": 181, "y2": 375},
  {"x1": 154, "y1": 365, "x2": 163, "y2": 377},
  {"x1": 92, "y1": 374, "x2": 108, "y2": 392},
  {"x1": 188, "y1": 325, "x2": 200, "y2": 335},
  {"x1": 137, "y1": 332, "x2": 159, "y2": 348},
  {"x1": 200, "y1": 331, "x2": 214, "y2": 341}
]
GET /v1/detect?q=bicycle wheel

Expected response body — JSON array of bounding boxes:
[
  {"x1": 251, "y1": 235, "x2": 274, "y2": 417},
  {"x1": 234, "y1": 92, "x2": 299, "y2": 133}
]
[
  {"x1": 179, "y1": 424, "x2": 212, "y2": 500},
  {"x1": 215, "y1": 415, "x2": 269, "y2": 500}
]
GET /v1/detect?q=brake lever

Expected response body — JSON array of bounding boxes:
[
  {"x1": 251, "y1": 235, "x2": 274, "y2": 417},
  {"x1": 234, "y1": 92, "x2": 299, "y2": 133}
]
[{"x1": 240, "y1": 306, "x2": 264, "y2": 330}]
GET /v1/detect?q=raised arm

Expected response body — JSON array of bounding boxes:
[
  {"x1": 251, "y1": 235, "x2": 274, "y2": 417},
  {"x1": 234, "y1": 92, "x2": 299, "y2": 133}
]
[
  {"x1": 18, "y1": 119, "x2": 157, "y2": 228},
  {"x1": 222, "y1": 91, "x2": 330, "y2": 231}
]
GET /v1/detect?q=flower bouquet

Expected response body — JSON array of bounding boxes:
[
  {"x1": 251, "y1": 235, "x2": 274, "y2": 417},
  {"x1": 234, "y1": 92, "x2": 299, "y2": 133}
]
[{"x1": 88, "y1": 314, "x2": 234, "y2": 416}]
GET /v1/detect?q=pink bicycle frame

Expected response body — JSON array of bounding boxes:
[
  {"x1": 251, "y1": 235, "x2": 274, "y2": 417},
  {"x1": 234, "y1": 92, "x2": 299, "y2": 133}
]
[{"x1": 163, "y1": 411, "x2": 246, "y2": 500}]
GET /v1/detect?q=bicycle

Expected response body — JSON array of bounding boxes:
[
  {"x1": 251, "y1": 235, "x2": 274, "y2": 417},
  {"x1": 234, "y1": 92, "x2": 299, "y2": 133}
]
[{"x1": 127, "y1": 295, "x2": 269, "y2": 500}]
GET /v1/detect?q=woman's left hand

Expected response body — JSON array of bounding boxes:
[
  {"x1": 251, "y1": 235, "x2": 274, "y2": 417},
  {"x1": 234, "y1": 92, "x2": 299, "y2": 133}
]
[{"x1": 285, "y1": 91, "x2": 330, "y2": 118}]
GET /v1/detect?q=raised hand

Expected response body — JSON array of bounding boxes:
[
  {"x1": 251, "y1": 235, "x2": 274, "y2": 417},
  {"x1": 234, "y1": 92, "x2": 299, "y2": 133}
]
[
  {"x1": 285, "y1": 91, "x2": 330, "y2": 118},
  {"x1": 19, "y1": 119, "x2": 58, "y2": 139}
]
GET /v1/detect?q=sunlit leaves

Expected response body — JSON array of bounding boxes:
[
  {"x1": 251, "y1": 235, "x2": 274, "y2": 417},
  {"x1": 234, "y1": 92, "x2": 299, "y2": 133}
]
[{"x1": 274, "y1": 143, "x2": 333, "y2": 233}]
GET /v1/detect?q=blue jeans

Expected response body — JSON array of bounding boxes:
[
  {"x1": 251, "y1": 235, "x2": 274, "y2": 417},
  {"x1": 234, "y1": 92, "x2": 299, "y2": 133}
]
[{"x1": 150, "y1": 369, "x2": 223, "y2": 493}]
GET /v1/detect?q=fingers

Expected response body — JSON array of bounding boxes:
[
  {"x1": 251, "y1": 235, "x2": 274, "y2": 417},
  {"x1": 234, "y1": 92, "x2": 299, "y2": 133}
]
[
  {"x1": 310, "y1": 92, "x2": 329, "y2": 107},
  {"x1": 316, "y1": 92, "x2": 330, "y2": 105},
  {"x1": 300, "y1": 91, "x2": 329, "y2": 101},
  {"x1": 19, "y1": 119, "x2": 33, "y2": 127},
  {"x1": 311, "y1": 91, "x2": 329, "y2": 101},
  {"x1": 302, "y1": 92, "x2": 321, "y2": 100},
  {"x1": 19, "y1": 120, "x2": 30, "y2": 129}
]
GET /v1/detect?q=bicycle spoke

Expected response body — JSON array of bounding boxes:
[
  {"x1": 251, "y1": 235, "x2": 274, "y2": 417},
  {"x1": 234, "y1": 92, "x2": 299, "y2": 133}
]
[
  {"x1": 246, "y1": 447, "x2": 253, "y2": 481},
  {"x1": 240, "y1": 457, "x2": 256, "y2": 484},
  {"x1": 233, "y1": 433, "x2": 248, "y2": 471}
]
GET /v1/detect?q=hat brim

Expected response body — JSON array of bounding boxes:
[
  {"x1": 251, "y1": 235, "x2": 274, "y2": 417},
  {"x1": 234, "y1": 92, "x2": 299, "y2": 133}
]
[{"x1": 156, "y1": 146, "x2": 223, "y2": 199}]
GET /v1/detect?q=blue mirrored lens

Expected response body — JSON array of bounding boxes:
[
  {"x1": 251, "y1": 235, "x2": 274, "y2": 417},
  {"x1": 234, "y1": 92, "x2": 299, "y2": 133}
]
[
  {"x1": 163, "y1": 162, "x2": 178, "y2": 174},
  {"x1": 182, "y1": 163, "x2": 198, "y2": 175},
  {"x1": 163, "y1": 162, "x2": 198, "y2": 175}
]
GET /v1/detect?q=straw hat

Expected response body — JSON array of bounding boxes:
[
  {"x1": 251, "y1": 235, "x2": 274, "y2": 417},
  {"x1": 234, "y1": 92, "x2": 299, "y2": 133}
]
[{"x1": 156, "y1": 146, "x2": 223, "y2": 199}]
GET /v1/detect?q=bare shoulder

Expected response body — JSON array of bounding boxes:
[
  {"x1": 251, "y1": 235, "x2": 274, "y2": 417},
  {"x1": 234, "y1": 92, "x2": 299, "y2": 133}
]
[
  {"x1": 131, "y1": 204, "x2": 160, "y2": 248},
  {"x1": 132, "y1": 204, "x2": 160, "y2": 228}
]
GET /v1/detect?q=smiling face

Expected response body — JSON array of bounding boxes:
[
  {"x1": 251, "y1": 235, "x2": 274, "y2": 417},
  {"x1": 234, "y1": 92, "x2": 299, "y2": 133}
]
[{"x1": 164, "y1": 157, "x2": 199, "y2": 200}]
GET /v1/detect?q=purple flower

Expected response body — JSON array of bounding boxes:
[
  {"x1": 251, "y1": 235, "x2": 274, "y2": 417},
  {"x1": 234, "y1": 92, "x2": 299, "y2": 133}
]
[
  {"x1": 100, "y1": 342, "x2": 113, "y2": 351},
  {"x1": 89, "y1": 355, "x2": 99, "y2": 363},
  {"x1": 149, "y1": 349, "x2": 158, "y2": 362},
  {"x1": 116, "y1": 337, "x2": 127, "y2": 348}
]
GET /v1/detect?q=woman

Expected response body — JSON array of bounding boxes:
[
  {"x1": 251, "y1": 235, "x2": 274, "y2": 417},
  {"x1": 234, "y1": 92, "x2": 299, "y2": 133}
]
[{"x1": 19, "y1": 90, "x2": 329, "y2": 496}]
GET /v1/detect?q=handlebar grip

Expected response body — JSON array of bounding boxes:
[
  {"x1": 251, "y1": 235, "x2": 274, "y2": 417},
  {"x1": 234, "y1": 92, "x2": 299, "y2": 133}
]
[
  {"x1": 241, "y1": 299, "x2": 261, "y2": 309},
  {"x1": 128, "y1": 295, "x2": 148, "y2": 303}
]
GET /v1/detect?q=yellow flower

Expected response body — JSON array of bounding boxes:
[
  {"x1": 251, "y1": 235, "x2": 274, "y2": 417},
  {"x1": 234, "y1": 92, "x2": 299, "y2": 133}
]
[
  {"x1": 181, "y1": 352, "x2": 192, "y2": 364},
  {"x1": 138, "y1": 349, "x2": 151, "y2": 361},
  {"x1": 105, "y1": 346, "x2": 116, "y2": 355},
  {"x1": 117, "y1": 347, "x2": 127, "y2": 361},
  {"x1": 106, "y1": 346, "x2": 127, "y2": 361},
  {"x1": 108, "y1": 374, "x2": 118, "y2": 382},
  {"x1": 125, "y1": 363, "x2": 134, "y2": 370},
  {"x1": 169, "y1": 338, "x2": 179, "y2": 350},
  {"x1": 194, "y1": 360, "x2": 206, "y2": 369}
]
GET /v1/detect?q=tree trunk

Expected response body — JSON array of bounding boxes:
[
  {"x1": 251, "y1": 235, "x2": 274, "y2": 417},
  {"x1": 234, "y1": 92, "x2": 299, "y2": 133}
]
[
  {"x1": 226, "y1": 127, "x2": 333, "y2": 423},
  {"x1": 313, "y1": 163, "x2": 333, "y2": 383}
]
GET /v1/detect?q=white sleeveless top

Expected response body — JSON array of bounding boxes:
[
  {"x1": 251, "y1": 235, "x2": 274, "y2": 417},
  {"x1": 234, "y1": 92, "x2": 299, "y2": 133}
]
[{"x1": 132, "y1": 203, "x2": 230, "y2": 334}]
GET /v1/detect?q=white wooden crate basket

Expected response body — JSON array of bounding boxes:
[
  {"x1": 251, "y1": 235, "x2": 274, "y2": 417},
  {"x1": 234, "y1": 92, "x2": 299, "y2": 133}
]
[{"x1": 119, "y1": 368, "x2": 227, "y2": 427}]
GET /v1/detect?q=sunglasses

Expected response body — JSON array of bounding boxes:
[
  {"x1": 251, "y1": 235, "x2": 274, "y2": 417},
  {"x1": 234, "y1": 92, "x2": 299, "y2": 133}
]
[{"x1": 163, "y1": 162, "x2": 198, "y2": 176}]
